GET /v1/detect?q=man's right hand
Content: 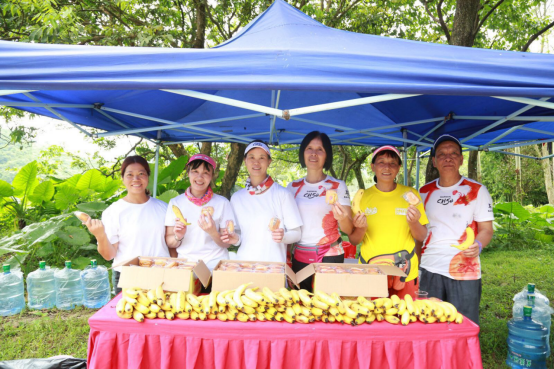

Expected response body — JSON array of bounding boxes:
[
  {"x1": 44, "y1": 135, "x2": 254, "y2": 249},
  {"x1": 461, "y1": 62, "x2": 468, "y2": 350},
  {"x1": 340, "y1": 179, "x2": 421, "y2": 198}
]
[{"x1": 174, "y1": 218, "x2": 188, "y2": 240}]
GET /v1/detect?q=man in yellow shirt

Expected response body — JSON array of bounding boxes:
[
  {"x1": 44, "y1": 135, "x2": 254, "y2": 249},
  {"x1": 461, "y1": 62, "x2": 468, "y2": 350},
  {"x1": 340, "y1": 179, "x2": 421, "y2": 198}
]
[{"x1": 349, "y1": 146, "x2": 428, "y2": 298}]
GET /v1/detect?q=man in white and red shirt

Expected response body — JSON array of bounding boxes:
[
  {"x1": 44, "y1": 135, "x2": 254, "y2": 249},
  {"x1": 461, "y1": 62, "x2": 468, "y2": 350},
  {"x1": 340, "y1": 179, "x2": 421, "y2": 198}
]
[{"x1": 420, "y1": 135, "x2": 494, "y2": 325}]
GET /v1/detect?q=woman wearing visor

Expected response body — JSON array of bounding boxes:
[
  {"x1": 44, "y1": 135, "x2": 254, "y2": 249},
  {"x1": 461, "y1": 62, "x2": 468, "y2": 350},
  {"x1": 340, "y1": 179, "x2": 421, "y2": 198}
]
[
  {"x1": 349, "y1": 145, "x2": 428, "y2": 299},
  {"x1": 287, "y1": 131, "x2": 353, "y2": 291},
  {"x1": 228, "y1": 140, "x2": 303, "y2": 262}
]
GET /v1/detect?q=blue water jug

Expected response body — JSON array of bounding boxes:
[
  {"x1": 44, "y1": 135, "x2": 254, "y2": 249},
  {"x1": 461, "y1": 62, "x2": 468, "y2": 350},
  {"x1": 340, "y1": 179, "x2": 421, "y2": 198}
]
[
  {"x1": 0, "y1": 264, "x2": 26, "y2": 316},
  {"x1": 54, "y1": 261, "x2": 84, "y2": 310},
  {"x1": 81, "y1": 259, "x2": 111, "y2": 309},
  {"x1": 507, "y1": 306, "x2": 548, "y2": 369},
  {"x1": 27, "y1": 261, "x2": 57, "y2": 310}
]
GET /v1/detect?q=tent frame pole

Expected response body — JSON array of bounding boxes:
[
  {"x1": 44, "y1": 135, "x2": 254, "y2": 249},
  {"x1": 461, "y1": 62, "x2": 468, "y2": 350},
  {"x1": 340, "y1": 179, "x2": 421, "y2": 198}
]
[
  {"x1": 0, "y1": 90, "x2": 35, "y2": 97},
  {"x1": 461, "y1": 98, "x2": 550, "y2": 143},
  {"x1": 95, "y1": 108, "x2": 157, "y2": 144},
  {"x1": 23, "y1": 92, "x2": 92, "y2": 137},
  {"x1": 402, "y1": 129, "x2": 408, "y2": 186},
  {"x1": 416, "y1": 154, "x2": 421, "y2": 190},
  {"x1": 152, "y1": 131, "x2": 162, "y2": 199},
  {"x1": 492, "y1": 96, "x2": 554, "y2": 111}
]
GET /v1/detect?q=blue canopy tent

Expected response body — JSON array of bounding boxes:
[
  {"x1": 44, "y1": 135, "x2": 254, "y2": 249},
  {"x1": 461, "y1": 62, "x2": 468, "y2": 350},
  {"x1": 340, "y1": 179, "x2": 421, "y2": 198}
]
[{"x1": 1, "y1": 0, "x2": 554, "y2": 192}]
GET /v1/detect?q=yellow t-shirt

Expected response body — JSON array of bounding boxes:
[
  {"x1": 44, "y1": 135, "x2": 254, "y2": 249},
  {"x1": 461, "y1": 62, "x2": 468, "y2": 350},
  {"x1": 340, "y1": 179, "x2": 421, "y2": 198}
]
[{"x1": 357, "y1": 184, "x2": 428, "y2": 282}]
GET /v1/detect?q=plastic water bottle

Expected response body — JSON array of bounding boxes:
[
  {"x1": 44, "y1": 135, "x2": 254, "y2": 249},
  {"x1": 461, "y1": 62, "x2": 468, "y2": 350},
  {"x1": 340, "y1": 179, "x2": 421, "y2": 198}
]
[
  {"x1": 55, "y1": 261, "x2": 84, "y2": 310},
  {"x1": 506, "y1": 306, "x2": 548, "y2": 369},
  {"x1": 81, "y1": 259, "x2": 111, "y2": 309},
  {"x1": 513, "y1": 284, "x2": 553, "y2": 357},
  {"x1": 27, "y1": 261, "x2": 57, "y2": 310},
  {"x1": 0, "y1": 265, "x2": 25, "y2": 316},
  {"x1": 514, "y1": 283, "x2": 550, "y2": 306}
]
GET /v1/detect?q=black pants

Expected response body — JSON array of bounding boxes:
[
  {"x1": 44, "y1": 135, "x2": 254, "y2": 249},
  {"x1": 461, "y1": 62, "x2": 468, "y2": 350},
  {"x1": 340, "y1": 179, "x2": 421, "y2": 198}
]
[
  {"x1": 292, "y1": 254, "x2": 345, "y2": 292},
  {"x1": 419, "y1": 268, "x2": 482, "y2": 325},
  {"x1": 112, "y1": 270, "x2": 122, "y2": 296}
]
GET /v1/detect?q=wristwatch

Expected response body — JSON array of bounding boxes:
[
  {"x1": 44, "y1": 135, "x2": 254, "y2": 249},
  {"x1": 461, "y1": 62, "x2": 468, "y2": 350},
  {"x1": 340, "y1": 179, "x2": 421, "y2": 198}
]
[{"x1": 476, "y1": 240, "x2": 483, "y2": 254}]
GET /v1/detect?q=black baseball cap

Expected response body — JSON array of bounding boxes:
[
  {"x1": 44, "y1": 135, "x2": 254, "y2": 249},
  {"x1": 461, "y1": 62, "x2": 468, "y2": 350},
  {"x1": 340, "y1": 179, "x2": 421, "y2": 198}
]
[{"x1": 431, "y1": 134, "x2": 462, "y2": 157}]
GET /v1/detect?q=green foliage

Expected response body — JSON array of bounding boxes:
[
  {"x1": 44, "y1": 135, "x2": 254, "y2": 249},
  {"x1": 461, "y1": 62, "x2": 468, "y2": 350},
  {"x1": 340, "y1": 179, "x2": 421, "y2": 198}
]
[{"x1": 489, "y1": 202, "x2": 554, "y2": 251}]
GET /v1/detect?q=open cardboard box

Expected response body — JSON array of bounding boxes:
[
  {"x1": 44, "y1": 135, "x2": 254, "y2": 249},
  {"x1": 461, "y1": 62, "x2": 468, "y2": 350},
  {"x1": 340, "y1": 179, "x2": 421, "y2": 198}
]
[
  {"x1": 112, "y1": 256, "x2": 211, "y2": 294},
  {"x1": 295, "y1": 263, "x2": 407, "y2": 298},
  {"x1": 212, "y1": 260, "x2": 298, "y2": 292}
]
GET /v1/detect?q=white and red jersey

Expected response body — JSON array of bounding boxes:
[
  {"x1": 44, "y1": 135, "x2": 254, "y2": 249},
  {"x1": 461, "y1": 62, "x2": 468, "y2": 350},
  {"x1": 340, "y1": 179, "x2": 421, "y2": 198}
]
[
  {"x1": 420, "y1": 176, "x2": 494, "y2": 280},
  {"x1": 287, "y1": 176, "x2": 350, "y2": 248}
]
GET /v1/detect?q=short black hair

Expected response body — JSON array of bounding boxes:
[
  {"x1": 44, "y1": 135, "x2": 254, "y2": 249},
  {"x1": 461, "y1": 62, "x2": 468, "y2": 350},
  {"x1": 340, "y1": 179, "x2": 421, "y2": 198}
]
[
  {"x1": 187, "y1": 159, "x2": 214, "y2": 173},
  {"x1": 244, "y1": 139, "x2": 271, "y2": 159},
  {"x1": 299, "y1": 131, "x2": 333, "y2": 171}
]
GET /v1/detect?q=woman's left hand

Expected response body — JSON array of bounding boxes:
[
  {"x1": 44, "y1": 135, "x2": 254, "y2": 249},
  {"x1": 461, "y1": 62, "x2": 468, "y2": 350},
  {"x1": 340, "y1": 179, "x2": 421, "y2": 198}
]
[
  {"x1": 406, "y1": 205, "x2": 421, "y2": 224},
  {"x1": 272, "y1": 228, "x2": 285, "y2": 243},
  {"x1": 198, "y1": 214, "x2": 218, "y2": 236},
  {"x1": 332, "y1": 202, "x2": 349, "y2": 221},
  {"x1": 221, "y1": 229, "x2": 239, "y2": 245}
]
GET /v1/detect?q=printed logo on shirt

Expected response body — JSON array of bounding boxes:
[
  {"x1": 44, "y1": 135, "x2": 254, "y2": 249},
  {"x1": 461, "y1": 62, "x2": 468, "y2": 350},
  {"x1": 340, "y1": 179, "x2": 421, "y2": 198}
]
[
  {"x1": 488, "y1": 203, "x2": 493, "y2": 213},
  {"x1": 365, "y1": 207, "x2": 377, "y2": 215},
  {"x1": 395, "y1": 208, "x2": 407, "y2": 216},
  {"x1": 437, "y1": 196, "x2": 454, "y2": 205},
  {"x1": 303, "y1": 190, "x2": 320, "y2": 200}
]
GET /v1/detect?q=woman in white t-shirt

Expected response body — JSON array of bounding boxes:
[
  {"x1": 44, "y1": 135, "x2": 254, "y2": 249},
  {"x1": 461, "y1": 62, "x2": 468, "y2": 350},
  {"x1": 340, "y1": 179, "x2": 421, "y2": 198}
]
[
  {"x1": 84, "y1": 155, "x2": 170, "y2": 294},
  {"x1": 165, "y1": 154, "x2": 239, "y2": 271},
  {"x1": 229, "y1": 140, "x2": 303, "y2": 263},
  {"x1": 287, "y1": 131, "x2": 353, "y2": 291}
]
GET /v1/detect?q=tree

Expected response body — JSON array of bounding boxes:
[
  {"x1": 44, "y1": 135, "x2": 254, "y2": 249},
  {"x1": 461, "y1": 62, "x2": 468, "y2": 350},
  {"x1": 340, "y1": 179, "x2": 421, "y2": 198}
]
[{"x1": 420, "y1": 0, "x2": 554, "y2": 183}]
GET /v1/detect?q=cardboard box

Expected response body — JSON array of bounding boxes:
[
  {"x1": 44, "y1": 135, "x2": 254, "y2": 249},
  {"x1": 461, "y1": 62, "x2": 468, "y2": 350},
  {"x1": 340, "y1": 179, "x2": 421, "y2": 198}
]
[
  {"x1": 211, "y1": 260, "x2": 298, "y2": 292},
  {"x1": 112, "y1": 256, "x2": 211, "y2": 294},
  {"x1": 295, "y1": 263, "x2": 407, "y2": 298}
]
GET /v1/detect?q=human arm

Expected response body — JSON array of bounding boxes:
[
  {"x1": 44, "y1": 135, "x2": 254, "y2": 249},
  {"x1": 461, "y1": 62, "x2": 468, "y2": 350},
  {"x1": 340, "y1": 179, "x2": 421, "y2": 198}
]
[
  {"x1": 333, "y1": 203, "x2": 353, "y2": 235},
  {"x1": 348, "y1": 212, "x2": 367, "y2": 245},
  {"x1": 84, "y1": 218, "x2": 119, "y2": 261},
  {"x1": 165, "y1": 220, "x2": 187, "y2": 249},
  {"x1": 273, "y1": 226, "x2": 301, "y2": 244},
  {"x1": 406, "y1": 205, "x2": 428, "y2": 242},
  {"x1": 462, "y1": 221, "x2": 493, "y2": 258}
]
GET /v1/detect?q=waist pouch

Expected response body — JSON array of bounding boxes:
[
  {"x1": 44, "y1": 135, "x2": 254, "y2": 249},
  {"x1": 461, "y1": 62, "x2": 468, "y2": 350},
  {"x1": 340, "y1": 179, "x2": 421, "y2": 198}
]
[
  {"x1": 359, "y1": 249, "x2": 415, "y2": 284},
  {"x1": 293, "y1": 240, "x2": 340, "y2": 263}
]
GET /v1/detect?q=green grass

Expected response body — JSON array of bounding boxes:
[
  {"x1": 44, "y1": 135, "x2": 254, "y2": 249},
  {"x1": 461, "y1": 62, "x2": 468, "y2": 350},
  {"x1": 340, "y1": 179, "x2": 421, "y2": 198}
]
[{"x1": 0, "y1": 248, "x2": 552, "y2": 366}]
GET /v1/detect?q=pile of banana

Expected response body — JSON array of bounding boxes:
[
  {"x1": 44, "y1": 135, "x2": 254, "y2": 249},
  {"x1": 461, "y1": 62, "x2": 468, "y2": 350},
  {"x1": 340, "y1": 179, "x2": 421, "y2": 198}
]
[{"x1": 116, "y1": 283, "x2": 464, "y2": 326}]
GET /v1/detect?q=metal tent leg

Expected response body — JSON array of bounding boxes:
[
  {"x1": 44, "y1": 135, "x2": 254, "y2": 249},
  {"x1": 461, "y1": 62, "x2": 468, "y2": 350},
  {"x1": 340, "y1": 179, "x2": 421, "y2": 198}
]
[
  {"x1": 153, "y1": 131, "x2": 161, "y2": 198},
  {"x1": 416, "y1": 154, "x2": 421, "y2": 190},
  {"x1": 403, "y1": 129, "x2": 408, "y2": 186}
]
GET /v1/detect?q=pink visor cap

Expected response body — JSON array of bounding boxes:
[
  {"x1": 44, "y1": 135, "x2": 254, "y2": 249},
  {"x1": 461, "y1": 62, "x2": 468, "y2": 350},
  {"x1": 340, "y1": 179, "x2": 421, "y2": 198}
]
[
  {"x1": 372, "y1": 145, "x2": 401, "y2": 160},
  {"x1": 188, "y1": 154, "x2": 216, "y2": 169}
]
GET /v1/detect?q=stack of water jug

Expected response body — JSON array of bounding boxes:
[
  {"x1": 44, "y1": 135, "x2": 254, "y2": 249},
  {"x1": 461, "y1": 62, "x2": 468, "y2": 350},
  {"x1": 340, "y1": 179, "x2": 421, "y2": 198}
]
[
  {"x1": 0, "y1": 259, "x2": 112, "y2": 316},
  {"x1": 507, "y1": 283, "x2": 553, "y2": 369}
]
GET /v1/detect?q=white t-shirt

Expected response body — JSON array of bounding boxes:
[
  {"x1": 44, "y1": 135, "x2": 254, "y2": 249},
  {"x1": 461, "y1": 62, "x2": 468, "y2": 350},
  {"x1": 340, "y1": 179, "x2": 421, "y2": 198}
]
[
  {"x1": 231, "y1": 183, "x2": 303, "y2": 262},
  {"x1": 420, "y1": 176, "x2": 494, "y2": 280},
  {"x1": 165, "y1": 193, "x2": 235, "y2": 269},
  {"x1": 102, "y1": 197, "x2": 170, "y2": 272},
  {"x1": 286, "y1": 175, "x2": 350, "y2": 247}
]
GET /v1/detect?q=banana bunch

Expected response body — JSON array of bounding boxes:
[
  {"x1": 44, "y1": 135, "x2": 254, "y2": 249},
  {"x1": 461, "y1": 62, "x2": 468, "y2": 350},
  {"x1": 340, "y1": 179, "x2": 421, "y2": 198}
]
[{"x1": 116, "y1": 285, "x2": 464, "y2": 326}]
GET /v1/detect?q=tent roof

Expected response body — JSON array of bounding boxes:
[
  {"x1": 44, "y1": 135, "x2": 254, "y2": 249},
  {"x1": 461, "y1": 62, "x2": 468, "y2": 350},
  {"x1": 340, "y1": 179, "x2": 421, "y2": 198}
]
[{"x1": 1, "y1": 0, "x2": 554, "y2": 155}]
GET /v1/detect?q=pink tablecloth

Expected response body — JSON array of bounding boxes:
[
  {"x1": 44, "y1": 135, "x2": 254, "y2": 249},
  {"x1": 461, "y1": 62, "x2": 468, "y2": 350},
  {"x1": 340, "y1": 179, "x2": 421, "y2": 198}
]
[{"x1": 87, "y1": 295, "x2": 482, "y2": 369}]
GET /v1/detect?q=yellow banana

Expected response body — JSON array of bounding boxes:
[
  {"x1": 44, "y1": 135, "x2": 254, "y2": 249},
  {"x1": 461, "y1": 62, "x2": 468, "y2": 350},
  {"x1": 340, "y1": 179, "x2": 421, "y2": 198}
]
[
  {"x1": 169, "y1": 293, "x2": 177, "y2": 309},
  {"x1": 177, "y1": 312, "x2": 190, "y2": 320},
  {"x1": 282, "y1": 313, "x2": 295, "y2": 324},
  {"x1": 137, "y1": 292, "x2": 151, "y2": 307},
  {"x1": 357, "y1": 296, "x2": 375, "y2": 311},
  {"x1": 234, "y1": 283, "x2": 253, "y2": 309},
  {"x1": 175, "y1": 291, "x2": 185, "y2": 313},
  {"x1": 376, "y1": 313, "x2": 385, "y2": 322},
  {"x1": 144, "y1": 311, "x2": 157, "y2": 319},
  {"x1": 425, "y1": 316, "x2": 437, "y2": 324},
  {"x1": 335, "y1": 314, "x2": 345, "y2": 324},
  {"x1": 147, "y1": 290, "x2": 157, "y2": 304},
  {"x1": 295, "y1": 315, "x2": 310, "y2": 324},
  {"x1": 274, "y1": 312, "x2": 285, "y2": 322},
  {"x1": 133, "y1": 310, "x2": 145, "y2": 322},
  {"x1": 401, "y1": 311, "x2": 410, "y2": 326},
  {"x1": 202, "y1": 294, "x2": 211, "y2": 314},
  {"x1": 256, "y1": 312, "x2": 266, "y2": 321},
  {"x1": 198, "y1": 312, "x2": 207, "y2": 321},
  {"x1": 262, "y1": 287, "x2": 279, "y2": 304},
  {"x1": 165, "y1": 311, "x2": 175, "y2": 320},
  {"x1": 208, "y1": 313, "x2": 217, "y2": 320},
  {"x1": 134, "y1": 303, "x2": 150, "y2": 315},
  {"x1": 298, "y1": 290, "x2": 313, "y2": 306},
  {"x1": 186, "y1": 294, "x2": 202, "y2": 309},
  {"x1": 255, "y1": 306, "x2": 267, "y2": 313},
  {"x1": 263, "y1": 312, "x2": 274, "y2": 321},
  {"x1": 342, "y1": 315, "x2": 354, "y2": 325},
  {"x1": 351, "y1": 189, "x2": 365, "y2": 215},
  {"x1": 184, "y1": 301, "x2": 193, "y2": 313},
  {"x1": 172, "y1": 205, "x2": 191, "y2": 225},
  {"x1": 390, "y1": 294, "x2": 401, "y2": 308},
  {"x1": 451, "y1": 227, "x2": 475, "y2": 250},
  {"x1": 274, "y1": 294, "x2": 286, "y2": 305},
  {"x1": 354, "y1": 316, "x2": 366, "y2": 326},
  {"x1": 455, "y1": 313, "x2": 464, "y2": 324},
  {"x1": 315, "y1": 291, "x2": 338, "y2": 307},
  {"x1": 441, "y1": 301, "x2": 458, "y2": 322},
  {"x1": 275, "y1": 304, "x2": 286, "y2": 312},
  {"x1": 328, "y1": 315, "x2": 336, "y2": 323},
  {"x1": 242, "y1": 305, "x2": 256, "y2": 315},
  {"x1": 190, "y1": 311, "x2": 200, "y2": 320},
  {"x1": 439, "y1": 315, "x2": 447, "y2": 323},
  {"x1": 397, "y1": 300, "x2": 407, "y2": 315},
  {"x1": 156, "y1": 284, "x2": 165, "y2": 306},
  {"x1": 311, "y1": 307, "x2": 324, "y2": 316},
  {"x1": 209, "y1": 291, "x2": 218, "y2": 310},
  {"x1": 225, "y1": 310, "x2": 236, "y2": 321},
  {"x1": 161, "y1": 301, "x2": 173, "y2": 311},
  {"x1": 404, "y1": 294, "x2": 415, "y2": 315},
  {"x1": 124, "y1": 288, "x2": 140, "y2": 299},
  {"x1": 332, "y1": 293, "x2": 347, "y2": 314},
  {"x1": 217, "y1": 313, "x2": 228, "y2": 322},
  {"x1": 116, "y1": 298, "x2": 126, "y2": 315},
  {"x1": 117, "y1": 310, "x2": 133, "y2": 319},
  {"x1": 245, "y1": 288, "x2": 265, "y2": 304},
  {"x1": 240, "y1": 295, "x2": 259, "y2": 308},
  {"x1": 344, "y1": 304, "x2": 358, "y2": 319},
  {"x1": 290, "y1": 290, "x2": 300, "y2": 304},
  {"x1": 385, "y1": 308, "x2": 399, "y2": 316},
  {"x1": 124, "y1": 296, "x2": 139, "y2": 307},
  {"x1": 351, "y1": 303, "x2": 370, "y2": 316},
  {"x1": 248, "y1": 313, "x2": 257, "y2": 322},
  {"x1": 157, "y1": 311, "x2": 166, "y2": 319},
  {"x1": 292, "y1": 303, "x2": 302, "y2": 316},
  {"x1": 328, "y1": 307, "x2": 340, "y2": 317},
  {"x1": 385, "y1": 315, "x2": 400, "y2": 324},
  {"x1": 382, "y1": 298, "x2": 393, "y2": 310},
  {"x1": 410, "y1": 315, "x2": 417, "y2": 323},
  {"x1": 311, "y1": 297, "x2": 329, "y2": 310},
  {"x1": 365, "y1": 313, "x2": 376, "y2": 324},
  {"x1": 266, "y1": 307, "x2": 278, "y2": 316}
]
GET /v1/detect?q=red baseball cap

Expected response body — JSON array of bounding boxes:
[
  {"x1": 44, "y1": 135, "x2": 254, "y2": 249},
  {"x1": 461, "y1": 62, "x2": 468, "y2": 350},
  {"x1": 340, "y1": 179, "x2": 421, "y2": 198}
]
[
  {"x1": 188, "y1": 154, "x2": 216, "y2": 170},
  {"x1": 372, "y1": 145, "x2": 401, "y2": 160}
]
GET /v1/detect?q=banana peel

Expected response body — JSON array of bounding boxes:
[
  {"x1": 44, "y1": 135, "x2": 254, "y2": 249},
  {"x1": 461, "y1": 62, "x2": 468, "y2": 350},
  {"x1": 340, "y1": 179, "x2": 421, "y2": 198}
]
[
  {"x1": 172, "y1": 205, "x2": 191, "y2": 226},
  {"x1": 451, "y1": 227, "x2": 475, "y2": 251}
]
